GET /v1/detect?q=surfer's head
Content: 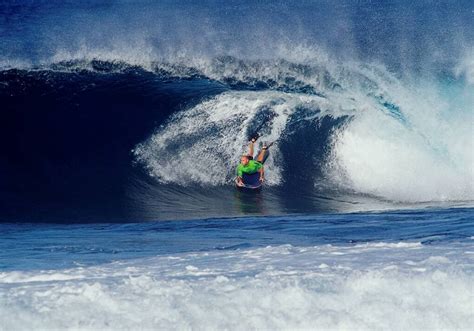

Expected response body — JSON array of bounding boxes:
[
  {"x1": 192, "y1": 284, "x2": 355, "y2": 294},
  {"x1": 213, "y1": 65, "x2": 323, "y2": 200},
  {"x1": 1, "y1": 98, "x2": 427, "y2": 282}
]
[{"x1": 241, "y1": 154, "x2": 250, "y2": 165}]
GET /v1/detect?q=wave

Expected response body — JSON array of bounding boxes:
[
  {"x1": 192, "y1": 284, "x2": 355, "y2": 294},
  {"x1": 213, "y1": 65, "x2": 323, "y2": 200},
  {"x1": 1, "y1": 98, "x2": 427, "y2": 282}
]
[{"x1": 1, "y1": 54, "x2": 472, "y2": 222}]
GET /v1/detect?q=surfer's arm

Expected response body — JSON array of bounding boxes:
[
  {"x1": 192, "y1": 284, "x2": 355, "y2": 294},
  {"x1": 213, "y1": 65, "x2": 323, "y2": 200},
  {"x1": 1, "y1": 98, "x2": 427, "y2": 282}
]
[
  {"x1": 237, "y1": 165, "x2": 243, "y2": 178},
  {"x1": 259, "y1": 167, "x2": 264, "y2": 182},
  {"x1": 236, "y1": 165, "x2": 244, "y2": 185}
]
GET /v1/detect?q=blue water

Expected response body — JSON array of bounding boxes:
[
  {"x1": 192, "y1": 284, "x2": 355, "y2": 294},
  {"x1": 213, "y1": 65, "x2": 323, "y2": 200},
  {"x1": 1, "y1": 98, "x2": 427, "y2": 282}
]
[
  {"x1": 1, "y1": 207, "x2": 473, "y2": 272},
  {"x1": 1, "y1": 1, "x2": 473, "y2": 329}
]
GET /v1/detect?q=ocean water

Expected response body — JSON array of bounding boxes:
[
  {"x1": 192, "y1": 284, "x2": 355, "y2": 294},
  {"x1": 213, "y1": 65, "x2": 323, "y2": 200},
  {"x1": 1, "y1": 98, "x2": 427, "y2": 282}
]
[
  {"x1": 1, "y1": 0, "x2": 473, "y2": 330},
  {"x1": 1, "y1": 208, "x2": 473, "y2": 329}
]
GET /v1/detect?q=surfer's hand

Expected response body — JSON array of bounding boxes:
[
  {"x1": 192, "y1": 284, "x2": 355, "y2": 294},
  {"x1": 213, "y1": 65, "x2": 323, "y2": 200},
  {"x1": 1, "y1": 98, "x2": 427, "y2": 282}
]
[{"x1": 259, "y1": 176, "x2": 264, "y2": 182}]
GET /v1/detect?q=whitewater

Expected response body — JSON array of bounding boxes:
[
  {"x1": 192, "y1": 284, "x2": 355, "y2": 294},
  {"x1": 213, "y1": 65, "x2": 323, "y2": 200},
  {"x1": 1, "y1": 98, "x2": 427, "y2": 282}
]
[
  {"x1": 1, "y1": 208, "x2": 473, "y2": 330},
  {"x1": 2, "y1": 243, "x2": 473, "y2": 330},
  {"x1": 1, "y1": 1, "x2": 473, "y2": 330}
]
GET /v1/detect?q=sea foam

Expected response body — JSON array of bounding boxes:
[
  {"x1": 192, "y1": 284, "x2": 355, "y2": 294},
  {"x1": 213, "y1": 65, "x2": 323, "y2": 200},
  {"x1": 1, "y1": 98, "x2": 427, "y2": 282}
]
[{"x1": 1, "y1": 243, "x2": 472, "y2": 330}]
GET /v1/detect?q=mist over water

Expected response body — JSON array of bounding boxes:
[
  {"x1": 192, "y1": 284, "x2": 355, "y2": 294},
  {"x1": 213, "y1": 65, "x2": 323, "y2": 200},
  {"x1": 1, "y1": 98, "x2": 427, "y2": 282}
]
[{"x1": 2, "y1": 0, "x2": 473, "y2": 71}]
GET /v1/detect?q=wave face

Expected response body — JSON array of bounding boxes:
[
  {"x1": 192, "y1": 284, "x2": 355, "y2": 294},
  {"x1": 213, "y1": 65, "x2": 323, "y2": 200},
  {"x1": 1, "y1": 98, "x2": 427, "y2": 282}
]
[{"x1": 1, "y1": 1, "x2": 473, "y2": 221}]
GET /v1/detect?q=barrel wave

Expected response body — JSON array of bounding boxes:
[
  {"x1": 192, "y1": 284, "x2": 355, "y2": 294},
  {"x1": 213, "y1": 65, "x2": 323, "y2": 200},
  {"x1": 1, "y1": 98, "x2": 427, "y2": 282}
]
[
  {"x1": 1, "y1": 0, "x2": 473, "y2": 221},
  {"x1": 1, "y1": 54, "x2": 472, "y2": 222}
]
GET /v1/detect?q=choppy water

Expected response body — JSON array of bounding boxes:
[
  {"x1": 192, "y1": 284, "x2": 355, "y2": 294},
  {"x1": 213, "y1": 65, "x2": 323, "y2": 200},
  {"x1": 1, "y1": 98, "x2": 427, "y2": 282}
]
[{"x1": 1, "y1": 207, "x2": 473, "y2": 329}]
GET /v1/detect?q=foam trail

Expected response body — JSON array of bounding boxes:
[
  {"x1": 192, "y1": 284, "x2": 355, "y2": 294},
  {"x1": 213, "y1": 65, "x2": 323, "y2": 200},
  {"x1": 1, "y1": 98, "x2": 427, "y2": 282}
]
[{"x1": 133, "y1": 90, "x2": 352, "y2": 186}]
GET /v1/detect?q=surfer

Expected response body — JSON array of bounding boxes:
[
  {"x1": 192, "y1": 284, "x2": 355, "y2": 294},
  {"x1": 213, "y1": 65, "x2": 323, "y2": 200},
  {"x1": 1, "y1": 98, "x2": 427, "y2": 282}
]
[{"x1": 236, "y1": 137, "x2": 268, "y2": 187}]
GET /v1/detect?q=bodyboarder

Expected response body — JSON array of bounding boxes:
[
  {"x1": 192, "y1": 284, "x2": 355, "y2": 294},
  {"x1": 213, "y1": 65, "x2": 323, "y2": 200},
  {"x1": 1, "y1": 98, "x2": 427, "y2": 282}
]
[{"x1": 235, "y1": 137, "x2": 268, "y2": 187}]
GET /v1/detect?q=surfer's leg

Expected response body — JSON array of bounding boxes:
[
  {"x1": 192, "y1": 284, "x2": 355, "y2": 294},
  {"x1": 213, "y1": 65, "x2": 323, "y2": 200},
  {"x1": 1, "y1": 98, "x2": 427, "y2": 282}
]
[
  {"x1": 248, "y1": 140, "x2": 255, "y2": 158},
  {"x1": 256, "y1": 145, "x2": 267, "y2": 162}
]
